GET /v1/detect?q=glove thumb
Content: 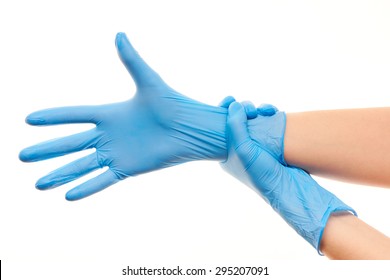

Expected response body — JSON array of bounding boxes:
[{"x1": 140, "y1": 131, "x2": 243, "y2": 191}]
[
  {"x1": 115, "y1": 32, "x2": 164, "y2": 89},
  {"x1": 227, "y1": 102, "x2": 251, "y2": 152}
]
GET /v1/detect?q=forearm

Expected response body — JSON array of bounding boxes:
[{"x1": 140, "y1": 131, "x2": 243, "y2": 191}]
[
  {"x1": 188, "y1": 104, "x2": 390, "y2": 189},
  {"x1": 284, "y1": 108, "x2": 390, "y2": 187},
  {"x1": 320, "y1": 213, "x2": 390, "y2": 259}
]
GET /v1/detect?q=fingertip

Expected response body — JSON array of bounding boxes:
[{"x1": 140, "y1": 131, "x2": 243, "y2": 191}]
[
  {"x1": 219, "y1": 96, "x2": 236, "y2": 108},
  {"x1": 228, "y1": 101, "x2": 245, "y2": 116},
  {"x1": 65, "y1": 196, "x2": 76, "y2": 201},
  {"x1": 35, "y1": 182, "x2": 47, "y2": 190},
  {"x1": 65, "y1": 190, "x2": 79, "y2": 201},
  {"x1": 241, "y1": 100, "x2": 257, "y2": 119},
  {"x1": 35, "y1": 177, "x2": 53, "y2": 190},
  {"x1": 25, "y1": 112, "x2": 45, "y2": 125},
  {"x1": 18, "y1": 150, "x2": 26, "y2": 162},
  {"x1": 19, "y1": 148, "x2": 32, "y2": 162},
  {"x1": 115, "y1": 31, "x2": 158, "y2": 88},
  {"x1": 227, "y1": 101, "x2": 248, "y2": 126},
  {"x1": 257, "y1": 103, "x2": 278, "y2": 116},
  {"x1": 115, "y1": 32, "x2": 125, "y2": 49}
]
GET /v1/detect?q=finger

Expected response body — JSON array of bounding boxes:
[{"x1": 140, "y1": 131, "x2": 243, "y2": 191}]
[
  {"x1": 257, "y1": 103, "x2": 278, "y2": 116},
  {"x1": 227, "y1": 102, "x2": 251, "y2": 148},
  {"x1": 25, "y1": 105, "x2": 100, "y2": 126},
  {"x1": 241, "y1": 101, "x2": 257, "y2": 119},
  {"x1": 36, "y1": 153, "x2": 101, "y2": 190},
  {"x1": 19, "y1": 129, "x2": 97, "y2": 162},
  {"x1": 65, "y1": 169, "x2": 119, "y2": 201},
  {"x1": 218, "y1": 96, "x2": 235, "y2": 108},
  {"x1": 115, "y1": 32, "x2": 164, "y2": 89}
]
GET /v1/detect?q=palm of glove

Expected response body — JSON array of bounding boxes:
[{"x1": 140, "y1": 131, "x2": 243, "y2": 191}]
[
  {"x1": 88, "y1": 90, "x2": 185, "y2": 176},
  {"x1": 19, "y1": 33, "x2": 226, "y2": 200}
]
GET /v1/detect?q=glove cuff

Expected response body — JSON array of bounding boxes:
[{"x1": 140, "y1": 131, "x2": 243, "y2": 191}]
[
  {"x1": 316, "y1": 201, "x2": 357, "y2": 255},
  {"x1": 270, "y1": 168, "x2": 357, "y2": 254}
]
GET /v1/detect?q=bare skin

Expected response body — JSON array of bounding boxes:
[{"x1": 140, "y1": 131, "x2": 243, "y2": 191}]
[
  {"x1": 320, "y1": 213, "x2": 390, "y2": 259},
  {"x1": 280, "y1": 108, "x2": 390, "y2": 259},
  {"x1": 284, "y1": 108, "x2": 390, "y2": 187}
]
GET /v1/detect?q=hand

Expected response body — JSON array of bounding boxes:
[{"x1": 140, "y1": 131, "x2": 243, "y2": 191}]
[
  {"x1": 19, "y1": 32, "x2": 227, "y2": 201},
  {"x1": 221, "y1": 101, "x2": 356, "y2": 252},
  {"x1": 220, "y1": 96, "x2": 287, "y2": 165}
]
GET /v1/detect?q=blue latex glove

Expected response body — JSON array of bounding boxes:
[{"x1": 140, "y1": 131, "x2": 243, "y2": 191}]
[
  {"x1": 221, "y1": 101, "x2": 356, "y2": 252},
  {"x1": 19, "y1": 32, "x2": 229, "y2": 201},
  {"x1": 19, "y1": 33, "x2": 288, "y2": 201}
]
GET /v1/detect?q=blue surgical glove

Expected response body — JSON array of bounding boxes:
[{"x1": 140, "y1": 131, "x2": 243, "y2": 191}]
[
  {"x1": 221, "y1": 101, "x2": 356, "y2": 252},
  {"x1": 19, "y1": 32, "x2": 229, "y2": 201},
  {"x1": 19, "y1": 33, "x2": 289, "y2": 201}
]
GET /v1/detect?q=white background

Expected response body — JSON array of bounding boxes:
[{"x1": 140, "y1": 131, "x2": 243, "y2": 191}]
[{"x1": 1, "y1": 0, "x2": 389, "y2": 279}]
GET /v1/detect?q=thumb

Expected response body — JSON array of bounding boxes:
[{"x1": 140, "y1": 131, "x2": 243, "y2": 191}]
[
  {"x1": 227, "y1": 102, "x2": 251, "y2": 151},
  {"x1": 115, "y1": 32, "x2": 164, "y2": 89}
]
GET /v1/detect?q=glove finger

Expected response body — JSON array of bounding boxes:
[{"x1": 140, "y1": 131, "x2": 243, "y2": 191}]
[
  {"x1": 218, "y1": 96, "x2": 235, "y2": 108},
  {"x1": 257, "y1": 103, "x2": 278, "y2": 116},
  {"x1": 35, "y1": 153, "x2": 101, "y2": 190},
  {"x1": 25, "y1": 105, "x2": 101, "y2": 126},
  {"x1": 115, "y1": 32, "x2": 164, "y2": 89},
  {"x1": 227, "y1": 102, "x2": 251, "y2": 149},
  {"x1": 65, "y1": 169, "x2": 119, "y2": 201},
  {"x1": 241, "y1": 101, "x2": 257, "y2": 119},
  {"x1": 19, "y1": 129, "x2": 98, "y2": 162}
]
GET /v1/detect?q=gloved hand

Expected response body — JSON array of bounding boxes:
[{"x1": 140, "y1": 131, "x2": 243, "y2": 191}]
[
  {"x1": 19, "y1": 33, "x2": 289, "y2": 201},
  {"x1": 221, "y1": 101, "x2": 356, "y2": 252},
  {"x1": 19, "y1": 32, "x2": 230, "y2": 201},
  {"x1": 220, "y1": 96, "x2": 286, "y2": 165}
]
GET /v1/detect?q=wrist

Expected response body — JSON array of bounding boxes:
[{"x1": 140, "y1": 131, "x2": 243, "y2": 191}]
[
  {"x1": 270, "y1": 167, "x2": 356, "y2": 253},
  {"x1": 173, "y1": 98, "x2": 228, "y2": 161}
]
